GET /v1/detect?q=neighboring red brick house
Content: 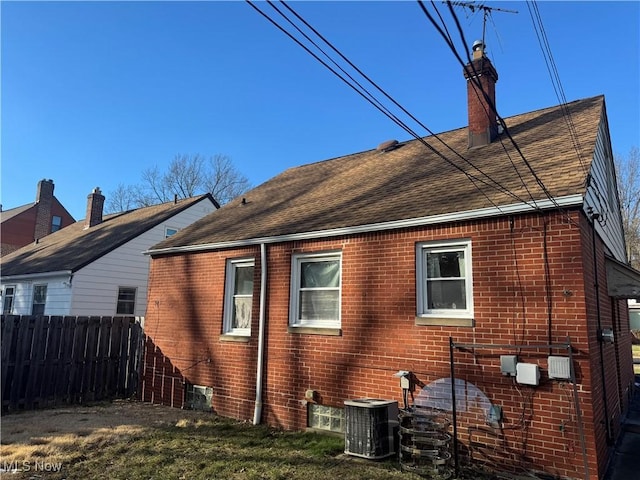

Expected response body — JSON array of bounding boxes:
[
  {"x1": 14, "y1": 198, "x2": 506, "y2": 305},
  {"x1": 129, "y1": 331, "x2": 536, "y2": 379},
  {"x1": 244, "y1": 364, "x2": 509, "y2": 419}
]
[
  {"x1": 142, "y1": 44, "x2": 640, "y2": 480},
  {"x1": 0, "y1": 179, "x2": 75, "y2": 255}
]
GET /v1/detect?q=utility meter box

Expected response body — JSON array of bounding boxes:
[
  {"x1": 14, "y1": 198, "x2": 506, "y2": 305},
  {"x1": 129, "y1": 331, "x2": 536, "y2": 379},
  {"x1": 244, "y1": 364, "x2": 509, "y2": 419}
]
[
  {"x1": 500, "y1": 355, "x2": 518, "y2": 376},
  {"x1": 516, "y1": 363, "x2": 540, "y2": 386},
  {"x1": 548, "y1": 356, "x2": 571, "y2": 380}
]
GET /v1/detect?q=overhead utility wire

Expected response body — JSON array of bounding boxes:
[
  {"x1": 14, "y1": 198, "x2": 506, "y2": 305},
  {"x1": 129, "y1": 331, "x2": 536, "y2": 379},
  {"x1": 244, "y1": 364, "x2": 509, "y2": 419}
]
[
  {"x1": 526, "y1": 1, "x2": 588, "y2": 178},
  {"x1": 245, "y1": 2, "x2": 427, "y2": 147},
  {"x1": 265, "y1": 1, "x2": 403, "y2": 138},
  {"x1": 277, "y1": 0, "x2": 540, "y2": 210},
  {"x1": 274, "y1": 0, "x2": 529, "y2": 210},
  {"x1": 420, "y1": 1, "x2": 541, "y2": 209},
  {"x1": 425, "y1": 1, "x2": 568, "y2": 215},
  {"x1": 444, "y1": 0, "x2": 558, "y2": 207},
  {"x1": 429, "y1": 1, "x2": 539, "y2": 208},
  {"x1": 250, "y1": 0, "x2": 539, "y2": 212},
  {"x1": 248, "y1": 0, "x2": 506, "y2": 211},
  {"x1": 444, "y1": 1, "x2": 585, "y2": 229}
]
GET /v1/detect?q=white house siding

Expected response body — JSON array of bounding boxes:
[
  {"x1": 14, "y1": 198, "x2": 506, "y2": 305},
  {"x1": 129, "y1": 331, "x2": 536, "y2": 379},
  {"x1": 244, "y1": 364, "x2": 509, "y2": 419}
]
[
  {"x1": 1, "y1": 275, "x2": 71, "y2": 316},
  {"x1": 69, "y1": 201, "x2": 215, "y2": 316},
  {"x1": 584, "y1": 116, "x2": 627, "y2": 262}
]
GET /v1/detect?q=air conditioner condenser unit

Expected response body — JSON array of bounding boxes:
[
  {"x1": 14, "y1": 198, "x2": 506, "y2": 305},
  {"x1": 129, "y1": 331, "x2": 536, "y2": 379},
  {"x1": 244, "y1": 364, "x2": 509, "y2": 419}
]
[{"x1": 344, "y1": 398, "x2": 399, "y2": 460}]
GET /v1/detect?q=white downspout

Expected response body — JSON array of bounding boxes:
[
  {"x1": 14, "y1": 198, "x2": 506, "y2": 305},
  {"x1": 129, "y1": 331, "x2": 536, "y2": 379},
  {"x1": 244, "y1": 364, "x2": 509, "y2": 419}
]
[{"x1": 253, "y1": 242, "x2": 267, "y2": 425}]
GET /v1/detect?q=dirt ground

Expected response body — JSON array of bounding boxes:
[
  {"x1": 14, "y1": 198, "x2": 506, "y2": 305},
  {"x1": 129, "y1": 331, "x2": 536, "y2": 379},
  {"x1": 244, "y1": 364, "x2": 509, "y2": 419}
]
[{"x1": 0, "y1": 400, "x2": 210, "y2": 478}]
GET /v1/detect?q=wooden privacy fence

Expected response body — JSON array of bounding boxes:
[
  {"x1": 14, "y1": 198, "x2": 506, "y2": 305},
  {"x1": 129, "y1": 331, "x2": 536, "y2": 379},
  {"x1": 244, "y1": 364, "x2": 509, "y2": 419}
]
[{"x1": 1, "y1": 315, "x2": 143, "y2": 413}]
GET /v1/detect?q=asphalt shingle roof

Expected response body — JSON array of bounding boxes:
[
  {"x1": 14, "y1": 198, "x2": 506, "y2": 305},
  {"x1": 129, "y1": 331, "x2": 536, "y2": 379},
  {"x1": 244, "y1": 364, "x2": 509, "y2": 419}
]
[
  {"x1": 151, "y1": 96, "x2": 604, "y2": 252},
  {"x1": 1, "y1": 195, "x2": 214, "y2": 276}
]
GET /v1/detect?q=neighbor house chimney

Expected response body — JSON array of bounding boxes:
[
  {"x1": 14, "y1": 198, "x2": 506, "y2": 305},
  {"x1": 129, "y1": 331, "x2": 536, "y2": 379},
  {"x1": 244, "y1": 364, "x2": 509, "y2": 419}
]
[
  {"x1": 34, "y1": 179, "x2": 54, "y2": 241},
  {"x1": 84, "y1": 187, "x2": 105, "y2": 228},
  {"x1": 463, "y1": 41, "x2": 499, "y2": 148}
]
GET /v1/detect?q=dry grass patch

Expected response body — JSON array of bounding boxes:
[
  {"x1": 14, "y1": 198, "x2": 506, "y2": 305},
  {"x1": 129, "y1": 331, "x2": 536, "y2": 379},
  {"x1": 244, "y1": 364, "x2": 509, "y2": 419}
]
[{"x1": 0, "y1": 401, "x2": 432, "y2": 480}]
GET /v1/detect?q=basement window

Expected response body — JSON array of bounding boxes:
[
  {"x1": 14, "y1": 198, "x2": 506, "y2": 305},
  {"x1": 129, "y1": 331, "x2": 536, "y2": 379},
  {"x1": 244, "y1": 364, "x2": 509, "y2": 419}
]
[{"x1": 308, "y1": 404, "x2": 344, "y2": 433}]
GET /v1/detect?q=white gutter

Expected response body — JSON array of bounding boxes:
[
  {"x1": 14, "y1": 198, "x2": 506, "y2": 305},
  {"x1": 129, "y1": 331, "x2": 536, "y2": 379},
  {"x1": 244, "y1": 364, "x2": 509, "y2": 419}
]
[
  {"x1": 253, "y1": 242, "x2": 267, "y2": 425},
  {"x1": 1, "y1": 270, "x2": 73, "y2": 282},
  {"x1": 145, "y1": 194, "x2": 584, "y2": 256}
]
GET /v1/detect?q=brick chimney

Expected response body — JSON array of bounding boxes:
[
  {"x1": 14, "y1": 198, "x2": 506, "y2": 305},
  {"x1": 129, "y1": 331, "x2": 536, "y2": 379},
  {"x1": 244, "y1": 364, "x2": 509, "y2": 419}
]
[
  {"x1": 84, "y1": 187, "x2": 105, "y2": 229},
  {"x1": 34, "y1": 179, "x2": 54, "y2": 241},
  {"x1": 463, "y1": 41, "x2": 499, "y2": 148}
]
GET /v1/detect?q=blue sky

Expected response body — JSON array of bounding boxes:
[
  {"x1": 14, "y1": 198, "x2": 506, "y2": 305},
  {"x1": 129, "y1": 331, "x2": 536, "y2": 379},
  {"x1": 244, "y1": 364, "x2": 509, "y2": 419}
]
[{"x1": 2, "y1": 1, "x2": 639, "y2": 220}]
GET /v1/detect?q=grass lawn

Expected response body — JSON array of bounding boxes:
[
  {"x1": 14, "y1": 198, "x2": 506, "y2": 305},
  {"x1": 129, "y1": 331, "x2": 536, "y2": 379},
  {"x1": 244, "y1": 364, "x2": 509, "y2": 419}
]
[
  {"x1": 633, "y1": 344, "x2": 640, "y2": 375},
  {"x1": 1, "y1": 401, "x2": 451, "y2": 480}
]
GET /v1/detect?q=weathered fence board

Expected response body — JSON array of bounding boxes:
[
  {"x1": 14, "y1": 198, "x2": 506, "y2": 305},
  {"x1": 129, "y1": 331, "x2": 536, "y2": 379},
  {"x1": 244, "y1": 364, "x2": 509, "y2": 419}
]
[{"x1": 0, "y1": 315, "x2": 143, "y2": 414}]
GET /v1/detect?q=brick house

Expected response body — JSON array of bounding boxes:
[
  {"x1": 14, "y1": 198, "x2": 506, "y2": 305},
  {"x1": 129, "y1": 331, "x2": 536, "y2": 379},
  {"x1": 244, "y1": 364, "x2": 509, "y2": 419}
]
[
  {"x1": 0, "y1": 179, "x2": 75, "y2": 256},
  {"x1": 141, "y1": 44, "x2": 639, "y2": 480}
]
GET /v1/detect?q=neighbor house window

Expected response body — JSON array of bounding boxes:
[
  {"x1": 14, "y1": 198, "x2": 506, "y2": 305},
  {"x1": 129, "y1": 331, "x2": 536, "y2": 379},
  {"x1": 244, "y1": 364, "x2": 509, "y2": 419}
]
[
  {"x1": 116, "y1": 287, "x2": 136, "y2": 315},
  {"x1": 165, "y1": 227, "x2": 178, "y2": 238},
  {"x1": 416, "y1": 240, "x2": 473, "y2": 325},
  {"x1": 289, "y1": 252, "x2": 341, "y2": 329},
  {"x1": 308, "y1": 404, "x2": 344, "y2": 433},
  {"x1": 223, "y1": 259, "x2": 254, "y2": 336},
  {"x1": 3, "y1": 286, "x2": 16, "y2": 314},
  {"x1": 51, "y1": 215, "x2": 62, "y2": 232},
  {"x1": 32, "y1": 285, "x2": 47, "y2": 315}
]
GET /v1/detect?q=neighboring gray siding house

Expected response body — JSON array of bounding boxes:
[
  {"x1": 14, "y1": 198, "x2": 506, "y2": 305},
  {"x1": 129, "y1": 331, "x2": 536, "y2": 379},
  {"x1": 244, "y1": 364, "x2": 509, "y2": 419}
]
[{"x1": 1, "y1": 189, "x2": 218, "y2": 317}]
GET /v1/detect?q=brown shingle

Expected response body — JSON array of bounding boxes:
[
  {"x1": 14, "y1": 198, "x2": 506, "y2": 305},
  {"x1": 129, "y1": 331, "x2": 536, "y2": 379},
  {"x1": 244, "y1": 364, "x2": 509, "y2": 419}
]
[
  {"x1": 1, "y1": 195, "x2": 214, "y2": 276},
  {"x1": 153, "y1": 96, "x2": 603, "y2": 250}
]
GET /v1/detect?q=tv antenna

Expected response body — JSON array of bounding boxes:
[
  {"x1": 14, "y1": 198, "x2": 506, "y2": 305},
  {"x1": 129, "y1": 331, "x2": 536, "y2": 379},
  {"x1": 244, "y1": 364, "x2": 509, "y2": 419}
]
[{"x1": 449, "y1": 1, "x2": 518, "y2": 50}]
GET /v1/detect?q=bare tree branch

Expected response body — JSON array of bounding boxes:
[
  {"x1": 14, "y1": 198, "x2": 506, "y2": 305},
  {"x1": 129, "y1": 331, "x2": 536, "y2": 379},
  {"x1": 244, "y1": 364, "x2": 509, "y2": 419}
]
[
  {"x1": 105, "y1": 183, "x2": 137, "y2": 213},
  {"x1": 203, "y1": 154, "x2": 251, "y2": 204},
  {"x1": 106, "y1": 153, "x2": 251, "y2": 212},
  {"x1": 616, "y1": 146, "x2": 640, "y2": 270}
]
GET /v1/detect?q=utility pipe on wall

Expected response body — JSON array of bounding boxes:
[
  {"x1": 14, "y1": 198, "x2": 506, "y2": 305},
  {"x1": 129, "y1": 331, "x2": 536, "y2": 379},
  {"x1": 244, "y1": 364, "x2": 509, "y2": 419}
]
[
  {"x1": 590, "y1": 211, "x2": 613, "y2": 444},
  {"x1": 253, "y1": 243, "x2": 267, "y2": 425}
]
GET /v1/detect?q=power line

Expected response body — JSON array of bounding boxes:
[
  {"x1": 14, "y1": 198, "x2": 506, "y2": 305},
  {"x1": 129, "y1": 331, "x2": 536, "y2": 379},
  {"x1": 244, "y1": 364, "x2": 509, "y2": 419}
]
[
  {"x1": 526, "y1": 0, "x2": 588, "y2": 179},
  {"x1": 422, "y1": 0, "x2": 574, "y2": 217},
  {"x1": 420, "y1": 1, "x2": 540, "y2": 207},
  {"x1": 429, "y1": 1, "x2": 540, "y2": 208},
  {"x1": 247, "y1": 0, "x2": 542, "y2": 212}
]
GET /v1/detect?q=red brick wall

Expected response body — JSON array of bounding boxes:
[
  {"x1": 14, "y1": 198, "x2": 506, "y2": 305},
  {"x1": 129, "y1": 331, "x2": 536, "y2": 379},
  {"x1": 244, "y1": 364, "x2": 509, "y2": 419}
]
[
  {"x1": 579, "y1": 213, "x2": 635, "y2": 479},
  {"x1": 1, "y1": 205, "x2": 38, "y2": 255},
  {"x1": 1, "y1": 198, "x2": 75, "y2": 255},
  {"x1": 143, "y1": 209, "x2": 633, "y2": 479},
  {"x1": 142, "y1": 246, "x2": 262, "y2": 422}
]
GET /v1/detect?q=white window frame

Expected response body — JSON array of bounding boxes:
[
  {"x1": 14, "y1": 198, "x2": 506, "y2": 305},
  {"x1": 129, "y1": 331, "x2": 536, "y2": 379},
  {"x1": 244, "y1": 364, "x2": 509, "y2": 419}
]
[
  {"x1": 223, "y1": 258, "x2": 255, "y2": 336},
  {"x1": 32, "y1": 284, "x2": 47, "y2": 315},
  {"x1": 3, "y1": 285, "x2": 16, "y2": 314},
  {"x1": 289, "y1": 251, "x2": 342, "y2": 329},
  {"x1": 116, "y1": 286, "x2": 137, "y2": 315},
  {"x1": 51, "y1": 215, "x2": 62, "y2": 232},
  {"x1": 165, "y1": 227, "x2": 179, "y2": 238},
  {"x1": 416, "y1": 239, "x2": 474, "y2": 320}
]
